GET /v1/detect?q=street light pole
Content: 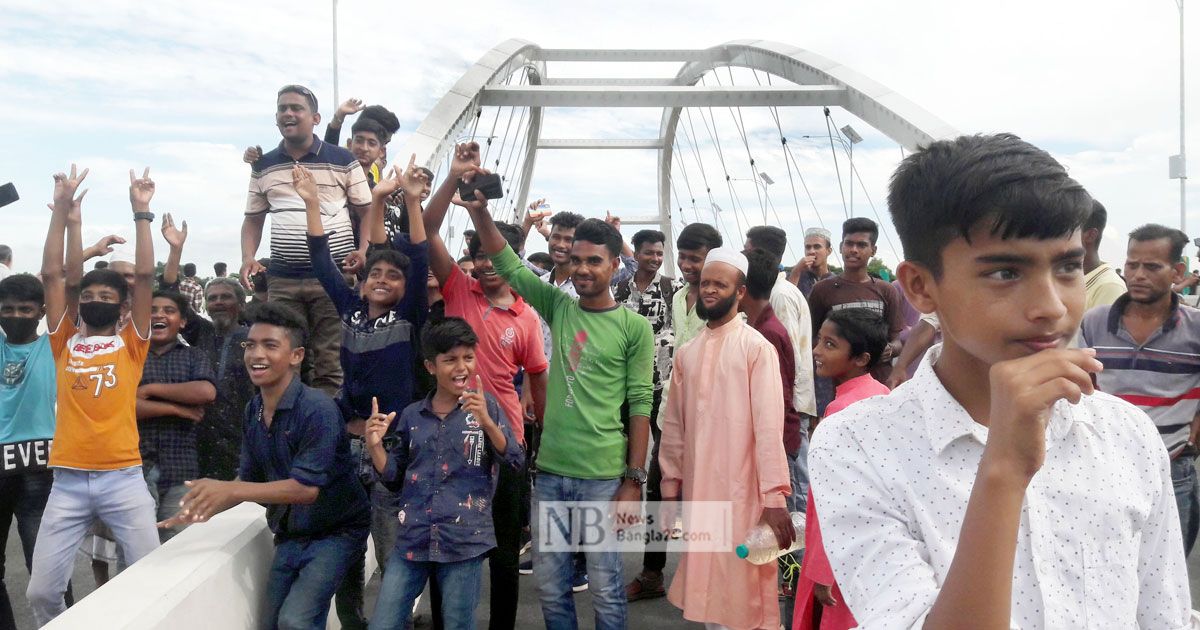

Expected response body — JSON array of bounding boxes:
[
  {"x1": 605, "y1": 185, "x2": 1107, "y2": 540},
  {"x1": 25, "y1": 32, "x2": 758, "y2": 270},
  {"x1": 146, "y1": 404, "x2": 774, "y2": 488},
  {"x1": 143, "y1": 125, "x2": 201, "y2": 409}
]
[
  {"x1": 1180, "y1": 0, "x2": 1187, "y2": 233},
  {"x1": 332, "y1": 0, "x2": 340, "y2": 107}
]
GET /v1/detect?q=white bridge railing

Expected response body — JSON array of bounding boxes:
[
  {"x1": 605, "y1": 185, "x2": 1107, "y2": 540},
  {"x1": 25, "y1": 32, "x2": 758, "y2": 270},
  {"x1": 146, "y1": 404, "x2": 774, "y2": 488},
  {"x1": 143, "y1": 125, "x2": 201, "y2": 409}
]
[{"x1": 44, "y1": 503, "x2": 378, "y2": 630}]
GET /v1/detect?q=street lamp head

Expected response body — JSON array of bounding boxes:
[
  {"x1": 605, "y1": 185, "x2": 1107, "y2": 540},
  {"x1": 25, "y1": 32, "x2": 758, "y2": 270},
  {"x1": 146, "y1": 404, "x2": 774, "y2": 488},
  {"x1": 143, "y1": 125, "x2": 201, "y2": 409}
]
[
  {"x1": 758, "y1": 172, "x2": 775, "y2": 185},
  {"x1": 840, "y1": 125, "x2": 863, "y2": 144}
]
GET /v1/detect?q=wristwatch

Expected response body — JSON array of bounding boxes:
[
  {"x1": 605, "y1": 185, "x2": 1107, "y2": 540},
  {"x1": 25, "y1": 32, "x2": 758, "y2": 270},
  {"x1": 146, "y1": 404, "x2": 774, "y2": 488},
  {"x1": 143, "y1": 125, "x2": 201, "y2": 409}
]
[
  {"x1": 133, "y1": 211, "x2": 155, "y2": 222},
  {"x1": 623, "y1": 466, "x2": 648, "y2": 485}
]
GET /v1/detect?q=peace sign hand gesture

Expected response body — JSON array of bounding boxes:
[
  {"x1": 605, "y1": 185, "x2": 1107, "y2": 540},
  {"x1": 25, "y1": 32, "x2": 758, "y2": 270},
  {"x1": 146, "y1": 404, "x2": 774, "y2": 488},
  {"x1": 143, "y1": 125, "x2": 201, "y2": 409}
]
[
  {"x1": 51, "y1": 163, "x2": 89, "y2": 217},
  {"x1": 365, "y1": 396, "x2": 397, "y2": 450}
]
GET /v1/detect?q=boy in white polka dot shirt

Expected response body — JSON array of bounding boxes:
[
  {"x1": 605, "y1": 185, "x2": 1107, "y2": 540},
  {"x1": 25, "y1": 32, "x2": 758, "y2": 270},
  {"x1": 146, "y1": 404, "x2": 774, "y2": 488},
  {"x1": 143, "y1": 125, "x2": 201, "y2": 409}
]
[{"x1": 809, "y1": 133, "x2": 1193, "y2": 629}]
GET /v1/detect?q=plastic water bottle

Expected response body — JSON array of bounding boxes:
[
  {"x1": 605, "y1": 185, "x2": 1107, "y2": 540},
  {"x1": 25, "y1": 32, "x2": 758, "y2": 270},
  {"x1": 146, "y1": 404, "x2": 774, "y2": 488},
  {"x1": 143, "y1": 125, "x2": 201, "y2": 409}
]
[{"x1": 735, "y1": 512, "x2": 806, "y2": 564}]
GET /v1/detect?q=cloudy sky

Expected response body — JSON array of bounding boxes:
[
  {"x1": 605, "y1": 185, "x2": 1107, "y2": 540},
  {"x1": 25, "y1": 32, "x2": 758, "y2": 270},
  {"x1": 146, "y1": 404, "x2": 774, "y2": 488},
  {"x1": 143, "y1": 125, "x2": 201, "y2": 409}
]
[{"x1": 1, "y1": 0, "x2": 1196, "y2": 276}]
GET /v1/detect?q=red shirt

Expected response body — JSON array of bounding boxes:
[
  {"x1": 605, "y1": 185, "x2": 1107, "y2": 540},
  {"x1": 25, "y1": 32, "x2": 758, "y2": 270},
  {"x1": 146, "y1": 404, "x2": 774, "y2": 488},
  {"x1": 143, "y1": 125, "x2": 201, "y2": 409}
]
[
  {"x1": 750, "y1": 305, "x2": 803, "y2": 453},
  {"x1": 442, "y1": 266, "x2": 548, "y2": 444}
]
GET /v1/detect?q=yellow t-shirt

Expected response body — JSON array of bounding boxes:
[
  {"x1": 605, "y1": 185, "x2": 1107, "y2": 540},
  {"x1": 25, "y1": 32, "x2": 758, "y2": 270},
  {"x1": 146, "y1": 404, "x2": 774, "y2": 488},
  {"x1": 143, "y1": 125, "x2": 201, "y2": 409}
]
[{"x1": 49, "y1": 316, "x2": 149, "y2": 470}]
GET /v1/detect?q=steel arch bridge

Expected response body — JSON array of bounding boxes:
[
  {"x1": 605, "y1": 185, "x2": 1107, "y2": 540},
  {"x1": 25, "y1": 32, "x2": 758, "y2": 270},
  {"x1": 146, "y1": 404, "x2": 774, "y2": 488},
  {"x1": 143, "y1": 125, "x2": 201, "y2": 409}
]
[{"x1": 397, "y1": 39, "x2": 958, "y2": 266}]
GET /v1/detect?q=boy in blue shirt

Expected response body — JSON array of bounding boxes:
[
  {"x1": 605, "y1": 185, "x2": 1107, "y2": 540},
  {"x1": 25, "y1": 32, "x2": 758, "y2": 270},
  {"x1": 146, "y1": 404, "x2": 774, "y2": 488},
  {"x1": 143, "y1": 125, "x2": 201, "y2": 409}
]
[
  {"x1": 294, "y1": 158, "x2": 429, "y2": 627},
  {"x1": 0, "y1": 274, "x2": 60, "y2": 629},
  {"x1": 366, "y1": 317, "x2": 523, "y2": 630}
]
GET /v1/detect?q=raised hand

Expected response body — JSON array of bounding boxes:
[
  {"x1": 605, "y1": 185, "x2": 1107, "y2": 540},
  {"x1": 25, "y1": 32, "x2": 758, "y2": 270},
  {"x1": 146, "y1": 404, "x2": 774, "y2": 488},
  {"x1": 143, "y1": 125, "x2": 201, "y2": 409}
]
[
  {"x1": 161, "y1": 212, "x2": 188, "y2": 250},
  {"x1": 292, "y1": 165, "x2": 319, "y2": 204},
  {"x1": 242, "y1": 145, "x2": 264, "y2": 165},
  {"x1": 459, "y1": 376, "x2": 495, "y2": 429},
  {"x1": 335, "y1": 98, "x2": 365, "y2": 121},
  {"x1": 604, "y1": 211, "x2": 622, "y2": 231},
  {"x1": 83, "y1": 234, "x2": 126, "y2": 261},
  {"x1": 451, "y1": 167, "x2": 491, "y2": 212},
  {"x1": 398, "y1": 154, "x2": 431, "y2": 200},
  {"x1": 128, "y1": 167, "x2": 155, "y2": 211},
  {"x1": 365, "y1": 396, "x2": 397, "y2": 450},
  {"x1": 450, "y1": 142, "x2": 482, "y2": 178},
  {"x1": 51, "y1": 163, "x2": 89, "y2": 215},
  {"x1": 341, "y1": 250, "x2": 367, "y2": 274}
]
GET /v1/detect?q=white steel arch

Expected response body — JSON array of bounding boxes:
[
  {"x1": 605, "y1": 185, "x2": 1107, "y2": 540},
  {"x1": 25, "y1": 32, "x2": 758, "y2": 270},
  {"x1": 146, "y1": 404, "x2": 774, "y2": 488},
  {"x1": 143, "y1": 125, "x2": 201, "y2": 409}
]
[{"x1": 397, "y1": 39, "x2": 959, "y2": 266}]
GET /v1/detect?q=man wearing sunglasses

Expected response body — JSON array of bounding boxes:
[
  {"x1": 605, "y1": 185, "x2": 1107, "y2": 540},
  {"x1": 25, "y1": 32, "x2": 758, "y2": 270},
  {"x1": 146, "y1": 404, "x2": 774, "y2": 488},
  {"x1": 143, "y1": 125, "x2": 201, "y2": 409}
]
[{"x1": 241, "y1": 85, "x2": 372, "y2": 397}]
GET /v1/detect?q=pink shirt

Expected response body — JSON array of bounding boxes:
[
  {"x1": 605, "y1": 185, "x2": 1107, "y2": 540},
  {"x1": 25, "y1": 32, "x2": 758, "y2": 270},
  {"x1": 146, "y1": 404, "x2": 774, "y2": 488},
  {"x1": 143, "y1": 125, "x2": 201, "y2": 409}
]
[
  {"x1": 824, "y1": 373, "x2": 890, "y2": 418},
  {"x1": 442, "y1": 266, "x2": 548, "y2": 444}
]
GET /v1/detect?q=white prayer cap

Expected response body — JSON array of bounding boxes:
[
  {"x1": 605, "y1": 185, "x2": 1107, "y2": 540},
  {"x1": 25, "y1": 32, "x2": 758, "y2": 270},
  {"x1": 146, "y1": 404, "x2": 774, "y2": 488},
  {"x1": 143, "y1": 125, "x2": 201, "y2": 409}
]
[
  {"x1": 108, "y1": 244, "x2": 136, "y2": 265},
  {"x1": 804, "y1": 227, "x2": 833, "y2": 243},
  {"x1": 702, "y1": 247, "x2": 748, "y2": 276}
]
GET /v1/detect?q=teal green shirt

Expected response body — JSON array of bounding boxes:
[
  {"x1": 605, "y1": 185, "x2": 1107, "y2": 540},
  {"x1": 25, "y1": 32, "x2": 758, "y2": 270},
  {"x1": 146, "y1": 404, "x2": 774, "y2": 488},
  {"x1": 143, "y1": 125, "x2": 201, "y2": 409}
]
[{"x1": 492, "y1": 245, "x2": 654, "y2": 479}]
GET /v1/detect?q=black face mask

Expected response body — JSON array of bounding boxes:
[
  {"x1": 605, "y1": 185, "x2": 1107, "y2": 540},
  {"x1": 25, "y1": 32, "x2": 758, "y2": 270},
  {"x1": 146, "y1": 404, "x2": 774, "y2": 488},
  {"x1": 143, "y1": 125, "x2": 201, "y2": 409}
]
[
  {"x1": 79, "y1": 302, "x2": 122, "y2": 330},
  {"x1": 0, "y1": 317, "x2": 38, "y2": 341}
]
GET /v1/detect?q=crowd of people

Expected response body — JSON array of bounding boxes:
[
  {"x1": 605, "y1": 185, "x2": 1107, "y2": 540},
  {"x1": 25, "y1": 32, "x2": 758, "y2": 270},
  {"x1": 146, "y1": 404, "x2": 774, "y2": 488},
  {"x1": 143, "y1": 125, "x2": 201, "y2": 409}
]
[{"x1": 1, "y1": 83, "x2": 1199, "y2": 630}]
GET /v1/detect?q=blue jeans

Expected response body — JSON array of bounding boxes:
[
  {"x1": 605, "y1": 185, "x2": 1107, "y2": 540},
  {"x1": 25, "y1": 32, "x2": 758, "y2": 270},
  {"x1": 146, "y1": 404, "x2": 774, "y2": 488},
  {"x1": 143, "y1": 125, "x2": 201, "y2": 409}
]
[
  {"x1": 784, "y1": 418, "x2": 811, "y2": 514},
  {"x1": 1172, "y1": 456, "x2": 1199, "y2": 555},
  {"x1": 533, "y1": 473, "x2": 625, "y2": 630},
  {"x1": 372, "y1": 554, "x2": 485, "y2": 630},
  {"x1": 26, "y1": 467, "x2": 159, "y2": 626},
  {"x1": 263, "y1": 528, "x2": 368, "y2": 630}
]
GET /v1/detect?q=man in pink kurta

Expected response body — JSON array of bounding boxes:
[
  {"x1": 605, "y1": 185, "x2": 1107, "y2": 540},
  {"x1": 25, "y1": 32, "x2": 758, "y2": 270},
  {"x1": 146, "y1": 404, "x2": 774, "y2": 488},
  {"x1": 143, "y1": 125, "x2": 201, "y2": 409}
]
[{"x1": 659, "y1": 247, "x2": 792, "y2": 630}]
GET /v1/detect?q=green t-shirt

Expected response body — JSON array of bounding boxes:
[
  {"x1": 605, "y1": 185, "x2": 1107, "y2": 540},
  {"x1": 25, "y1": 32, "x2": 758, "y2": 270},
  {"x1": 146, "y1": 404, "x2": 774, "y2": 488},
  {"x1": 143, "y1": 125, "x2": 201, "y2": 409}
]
[{"x1": 492, "y1": 245, "x2": 654, "y2": 479}]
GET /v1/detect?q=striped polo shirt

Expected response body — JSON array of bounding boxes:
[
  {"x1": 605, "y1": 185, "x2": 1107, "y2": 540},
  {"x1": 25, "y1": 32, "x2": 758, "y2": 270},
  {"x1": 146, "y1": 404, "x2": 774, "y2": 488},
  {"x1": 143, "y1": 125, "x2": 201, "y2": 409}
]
[
  {"x1": 246, "y1": 136, "x2": 371, "y2": 279},
  {"x1": 1080, "y1": 293, "x2": 1200, "y2": 452}
]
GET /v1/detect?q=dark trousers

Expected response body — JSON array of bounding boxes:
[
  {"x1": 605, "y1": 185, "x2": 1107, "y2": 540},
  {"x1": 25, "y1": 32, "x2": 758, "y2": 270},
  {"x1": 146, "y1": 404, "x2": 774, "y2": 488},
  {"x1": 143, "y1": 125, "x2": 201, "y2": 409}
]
[
  {"x1": 1, "y1": 470, "x2": 60, "y2": 630},
  {"x1": 430, "y1": 458, "x2": 526, "y2": 630},
  {"x1": 640, "y1": 389, "x2": 666, "y2": 573}
]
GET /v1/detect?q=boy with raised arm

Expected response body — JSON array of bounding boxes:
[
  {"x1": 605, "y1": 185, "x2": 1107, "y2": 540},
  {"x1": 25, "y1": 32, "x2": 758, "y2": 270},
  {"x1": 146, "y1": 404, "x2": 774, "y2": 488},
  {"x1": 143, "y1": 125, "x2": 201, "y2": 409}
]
[
  {"x1": 455, "y1": 167, "x2": 654, "y2": 630},
  {"x1": 809, "y1": 134, "x2": 1192, "y2": 628},
  {"x1": 294, "y1": 160, "x2": 428, "y2": 629},
  {"x1": 26, "y1": 166, "x2": 161, "y2": 626},
  {"x1": 422, "y1": 143, "x2": 548, "y2": 629}
]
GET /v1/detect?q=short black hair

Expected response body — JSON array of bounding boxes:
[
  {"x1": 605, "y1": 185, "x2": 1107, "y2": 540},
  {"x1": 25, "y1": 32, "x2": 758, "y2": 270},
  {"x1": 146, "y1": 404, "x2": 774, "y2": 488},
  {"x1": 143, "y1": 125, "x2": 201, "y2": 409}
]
[
  {"x1": 887, "y1": 133, "x2": 1092, "y2": 277},
  {"x1": 183, "y1": 263, "x2": 196, "y2": 278},
  {"x1": 1129, "y1": 224, "x2": 1190, "y2": 263},
  {"x1": 632, "y1": 229, "x2": 666, "y2": 253},
  {"x1": 527, "y1": 252, "x2": 553, "y2": 268},
  {"x1": 365, "y1": 248, "x2": 411, "y2": 277},
  {"x1": 572, "y1": 218, "x2": 622, "y2": 257},
  {"x1": 277, "y1": 84, "x2": 318, "y2": 112},
  {"x1": 469, "y1": 222, "x2": 524, "y2": 258},
  {"x1": 0, "y1": 274, "x2": 44, "y2": 305},
  {"x1": 352, "y1": 105, "x2": 401, "y2": 144},
  {"x1": 214, "y1": 262, "x2": 228, "y2": 275},
  {"x1": 80, "y1": 269, "x2": 129, "y2": 303},
  {"x1": 841, "y1": 217, "x2": 879, "y2": 246},
  {"x1": 1084, "y1": 200, "x2": 1107, "y2": 233},
  {"x1": 421, "y1": 316, "x2": 478, "y2": 361},
  {"x1": 744, "y1": 248, "x2": 781, "y2": 300},
  {"x1": 746, "y1": 226, "x2": 787, "y2": 258},
  {"x1": 548, "y1": 212, "x2": 584, "y2": 231},
  {"x1": 677, "y1": 222, "x2": 723, "y2": 252},
  {"x1": 457, "y1": 255, "x2": 473, "y2": 264},
  {"x1": 825, "y1": 308, "x2": 889, "y2": 369},
  {"x1": 93, "y1": 260, "x2": 109, "y2": 270},
  {"x1": 246, "y1": 302, "x2": 306, "y2": 349},
  {"x1": 152, "y1": 290, "x2": 191, "y2": 321}
]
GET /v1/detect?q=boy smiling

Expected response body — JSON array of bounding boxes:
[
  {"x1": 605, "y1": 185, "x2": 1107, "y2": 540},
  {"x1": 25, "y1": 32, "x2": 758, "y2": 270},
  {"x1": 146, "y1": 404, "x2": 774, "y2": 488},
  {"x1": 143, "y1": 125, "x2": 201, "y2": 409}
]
[{"x1": 808, "y1": 134, "x2": 1191, "y2": 628}]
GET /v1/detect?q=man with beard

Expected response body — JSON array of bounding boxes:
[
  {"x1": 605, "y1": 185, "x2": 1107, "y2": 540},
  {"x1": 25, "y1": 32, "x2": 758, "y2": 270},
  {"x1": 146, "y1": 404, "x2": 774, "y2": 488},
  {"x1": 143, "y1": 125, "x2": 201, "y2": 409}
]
[
  {"x1": 195, "y1": 278, "x2": 255, "y2": 481},
  {"x1": 616, "y1": 229, "x2": 681, "y2": 602},
  {"x1": 456, "y1": 169, "x2": 653, "y2": 630},
  {"x1": 658, "y1": 247, "x2": 793, "y2": 630},
  {"x1": 1081, "y1": 224, "x2": 1200, "y2": 555}
]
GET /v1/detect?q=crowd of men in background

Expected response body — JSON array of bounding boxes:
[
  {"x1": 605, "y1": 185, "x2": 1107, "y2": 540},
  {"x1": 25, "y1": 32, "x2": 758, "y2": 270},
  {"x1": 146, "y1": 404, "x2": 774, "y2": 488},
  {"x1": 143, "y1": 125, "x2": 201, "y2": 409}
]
[{"x1": 1, "y1": 83, "x2": 1199, "y2": 630}]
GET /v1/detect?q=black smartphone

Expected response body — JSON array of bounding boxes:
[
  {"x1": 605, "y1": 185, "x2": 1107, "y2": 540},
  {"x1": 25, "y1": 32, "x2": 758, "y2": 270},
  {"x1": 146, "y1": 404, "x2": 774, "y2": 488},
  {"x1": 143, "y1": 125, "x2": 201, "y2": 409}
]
[
  {"x1": 458, "y1": 173, "x2": 504, "y2": 201},
  {"x1": 0, "y1": 183, "x2": 17, "y2": 209}
]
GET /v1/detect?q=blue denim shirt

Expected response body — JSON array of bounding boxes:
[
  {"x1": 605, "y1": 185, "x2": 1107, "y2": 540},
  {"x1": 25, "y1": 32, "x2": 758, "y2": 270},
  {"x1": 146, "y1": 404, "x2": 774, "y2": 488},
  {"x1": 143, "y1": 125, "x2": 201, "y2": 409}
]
[
  {"x1": 240, "y1": 375, "x2": 370, "y2": 540},
  {"x1": 380, "y1": 392, "x2": 524, "y2": 562}
]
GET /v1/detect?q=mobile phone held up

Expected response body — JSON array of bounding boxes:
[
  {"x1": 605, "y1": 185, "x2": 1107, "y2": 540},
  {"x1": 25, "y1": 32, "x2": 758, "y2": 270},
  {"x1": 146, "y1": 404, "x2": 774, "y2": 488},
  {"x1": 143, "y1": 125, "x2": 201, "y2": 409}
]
[
  {"x1": 0, "y1": 183, "x2": 17, "y2": 209},
  {"x1": 458, "y1": 173, "x2": 504, "y2": 201}
]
